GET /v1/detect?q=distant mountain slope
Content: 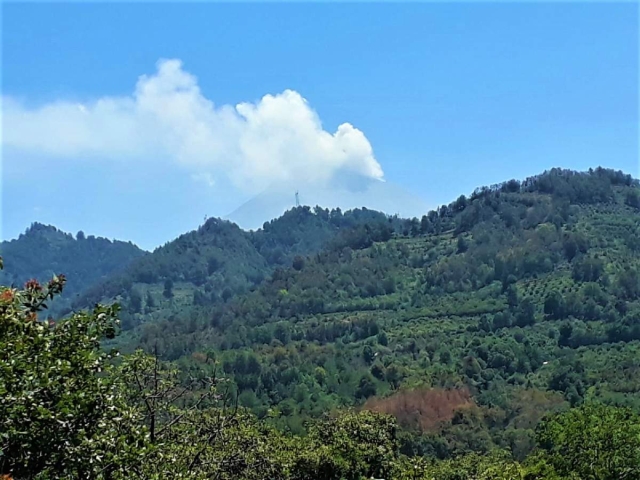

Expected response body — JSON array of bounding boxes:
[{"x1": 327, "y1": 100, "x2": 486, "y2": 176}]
[
  {"x1": 252, "y1": 206, "x2": 399, "y2": 264},
  {"x1": 4, "y1": 167, "x2": 640, "y2": 461},
  {"x1": 118, "y1": 167, "x2": 640, "y2": 456},
  {"x1": 73, "y1": 207, "x2": 402, "y2": 329},
  {"x1": 0, "y1": 223, "x2": 146, "y2": 314},
  {"x1": 226, "y1": 174, "x2": 430, "y2": 230},
  {"x1": 74, "y1": 218, "x2": 269, "y2": 322}
]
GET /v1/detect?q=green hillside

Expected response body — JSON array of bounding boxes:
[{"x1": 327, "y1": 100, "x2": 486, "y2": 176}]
[
  {"x1": 75, "y1": 207, "x2": 398, "y2": 329},
  {"x1": 115, "y1": 167, "x2": 640, "y2": 459},
  {"x1": 0, "y1": 223, "x2": 146, "y2": 315},
  {"x1": 3, "y1": 167, "x2": 640, "y2": 479},
  {"x1": 4, "y1": 275, "x2": 640, "y2": 479}
]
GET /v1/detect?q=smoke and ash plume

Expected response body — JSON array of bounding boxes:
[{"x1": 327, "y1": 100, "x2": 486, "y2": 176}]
[{"x1": 3, "y1": 59, "x2": 384, "y2": 194}]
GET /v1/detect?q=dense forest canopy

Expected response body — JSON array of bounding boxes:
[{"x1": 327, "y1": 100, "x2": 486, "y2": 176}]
[
  {"x1": 2, "y1": 256, "x2": 640, "y2": 479},
  {"x1": 105, "y1": 167, "x2": 640, "y2": 458},
  {"x1": 0, "y1": 223, "x2": 146, "y2": 316},
  {"x1": 2, "y1": 167, "x2": 640, "y2": 478},
  {"x1": 71, "y1": 206, "x2": 398, "y2": 328}
]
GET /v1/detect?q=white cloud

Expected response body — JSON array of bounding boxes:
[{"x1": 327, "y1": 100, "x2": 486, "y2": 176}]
[{"x1": 2, "y1": 59, "x2": 384, "y2": 193}]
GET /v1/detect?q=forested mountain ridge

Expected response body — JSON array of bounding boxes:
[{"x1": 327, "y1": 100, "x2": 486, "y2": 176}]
[
  {"x1": 0, "y1": 223, "x2": 146, "y2": 315},
  {"x1": 3, "y1": 167, "x2": 640, "y2": 461},
  {"x1": 114, "y1": 167, "x2": 640, "y2": 460},
  {"x1": 74, "y1": 207, "x2": 398, "y2": 328}
]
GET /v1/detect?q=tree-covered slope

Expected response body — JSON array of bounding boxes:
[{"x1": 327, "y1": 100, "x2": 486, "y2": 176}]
[
  {"x1": 4, "y1": 255, "x2": 640, "y2": 480},
  {"x1": 75, "y1": 207, "x2": 398, "y2": 329},
  {"x1": 4, "y1": 269, "x2": 640, "y2": 479},
  {"x1": 6, "y1": 167, "x2": 639, "y2": 464},
  {"x1": 0, "y1": 223, "x2": 146, "y2": 315},
  {"x1": 121, "y1": 167, "x2": 640, "y2": 459}
]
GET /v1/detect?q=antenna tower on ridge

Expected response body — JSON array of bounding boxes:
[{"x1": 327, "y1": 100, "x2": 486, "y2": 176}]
[{"x1": 295, "y1": 191, "x2": 300, "y2": 207}]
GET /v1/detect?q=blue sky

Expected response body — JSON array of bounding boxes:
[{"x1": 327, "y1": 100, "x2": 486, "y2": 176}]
[{"x1": 2, "y1": 2, "x2": 638, "y2": 250}]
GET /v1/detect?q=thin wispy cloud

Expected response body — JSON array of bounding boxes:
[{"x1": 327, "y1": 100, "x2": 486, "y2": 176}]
[{"x1": 3, "y1": 59, "x2": 384, "y2": 193}]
